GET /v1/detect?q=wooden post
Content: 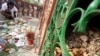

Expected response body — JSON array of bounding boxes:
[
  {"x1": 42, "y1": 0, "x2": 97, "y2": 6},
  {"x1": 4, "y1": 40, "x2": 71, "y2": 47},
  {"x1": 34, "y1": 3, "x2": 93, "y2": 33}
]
[{"x1": 38, "y1": 0, "x2": 57, "y2": 55}]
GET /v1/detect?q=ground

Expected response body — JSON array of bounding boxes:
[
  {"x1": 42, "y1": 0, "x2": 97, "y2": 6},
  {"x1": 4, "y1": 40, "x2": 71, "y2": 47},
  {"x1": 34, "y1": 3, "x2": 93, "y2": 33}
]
[{"x1": 14, "y1": 48, "x2": 39, "y2": 56}]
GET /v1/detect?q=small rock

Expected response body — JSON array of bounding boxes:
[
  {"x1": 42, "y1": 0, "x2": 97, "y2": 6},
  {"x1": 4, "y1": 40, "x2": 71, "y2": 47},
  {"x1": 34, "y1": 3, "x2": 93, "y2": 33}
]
[{"x1": 80, "y1": 35, "x2": 88, "y2": 42}]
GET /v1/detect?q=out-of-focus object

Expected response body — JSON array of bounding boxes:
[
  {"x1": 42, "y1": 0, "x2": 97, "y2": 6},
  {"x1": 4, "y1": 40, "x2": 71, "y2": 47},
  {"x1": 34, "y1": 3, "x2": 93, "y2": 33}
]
[
  {"x1": 26, "y1": 26, "x2": 35, "y2": 46},
  {"x1": 26, "y1": 31, "x2": 34, "y2": 46},
  {"x1": 0, "y1": 38, "x2": 6, "y2": 51},
  {"x1": 16, "y1": 0, "x2": 43, "y2": 18}
]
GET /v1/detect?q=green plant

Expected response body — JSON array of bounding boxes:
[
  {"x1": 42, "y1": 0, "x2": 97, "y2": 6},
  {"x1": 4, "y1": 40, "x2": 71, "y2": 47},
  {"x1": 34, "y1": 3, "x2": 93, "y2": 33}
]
[{"x1": 0, "y1": 43, "x2": 18, "y2": 56}]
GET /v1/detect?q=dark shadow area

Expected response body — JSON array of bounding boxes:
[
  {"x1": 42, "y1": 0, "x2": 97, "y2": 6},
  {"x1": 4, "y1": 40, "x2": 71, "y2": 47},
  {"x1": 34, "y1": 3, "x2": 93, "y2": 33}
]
[
  {"x1": 76, "y1": 0, "x2": 92, "y2": 10},
  {"x1": 87, "y1": 15, "x2": 100, "y2": 31},
  {"x1": 98, "y1": 5, "x2": 100, "y2": 9},
  {"x1": 65, "y1": 11, "x2": 81, "y2": 37},
  {"x1": 65, "y1": 11, "x2": 82, "y2": 48}
]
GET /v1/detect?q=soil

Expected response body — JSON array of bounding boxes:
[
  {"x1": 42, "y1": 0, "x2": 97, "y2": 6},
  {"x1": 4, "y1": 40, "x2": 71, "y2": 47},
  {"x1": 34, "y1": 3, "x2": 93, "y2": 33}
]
[{"x1": 66, "y1": 28, "x2": 100, "y2": 56}]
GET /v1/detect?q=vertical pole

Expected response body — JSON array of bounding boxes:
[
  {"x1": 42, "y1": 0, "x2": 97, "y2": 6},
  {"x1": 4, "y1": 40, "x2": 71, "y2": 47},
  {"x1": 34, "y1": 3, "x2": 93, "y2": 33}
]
[{"x1": 38, "y1": 0, "x2": 57, "y2": 55}]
